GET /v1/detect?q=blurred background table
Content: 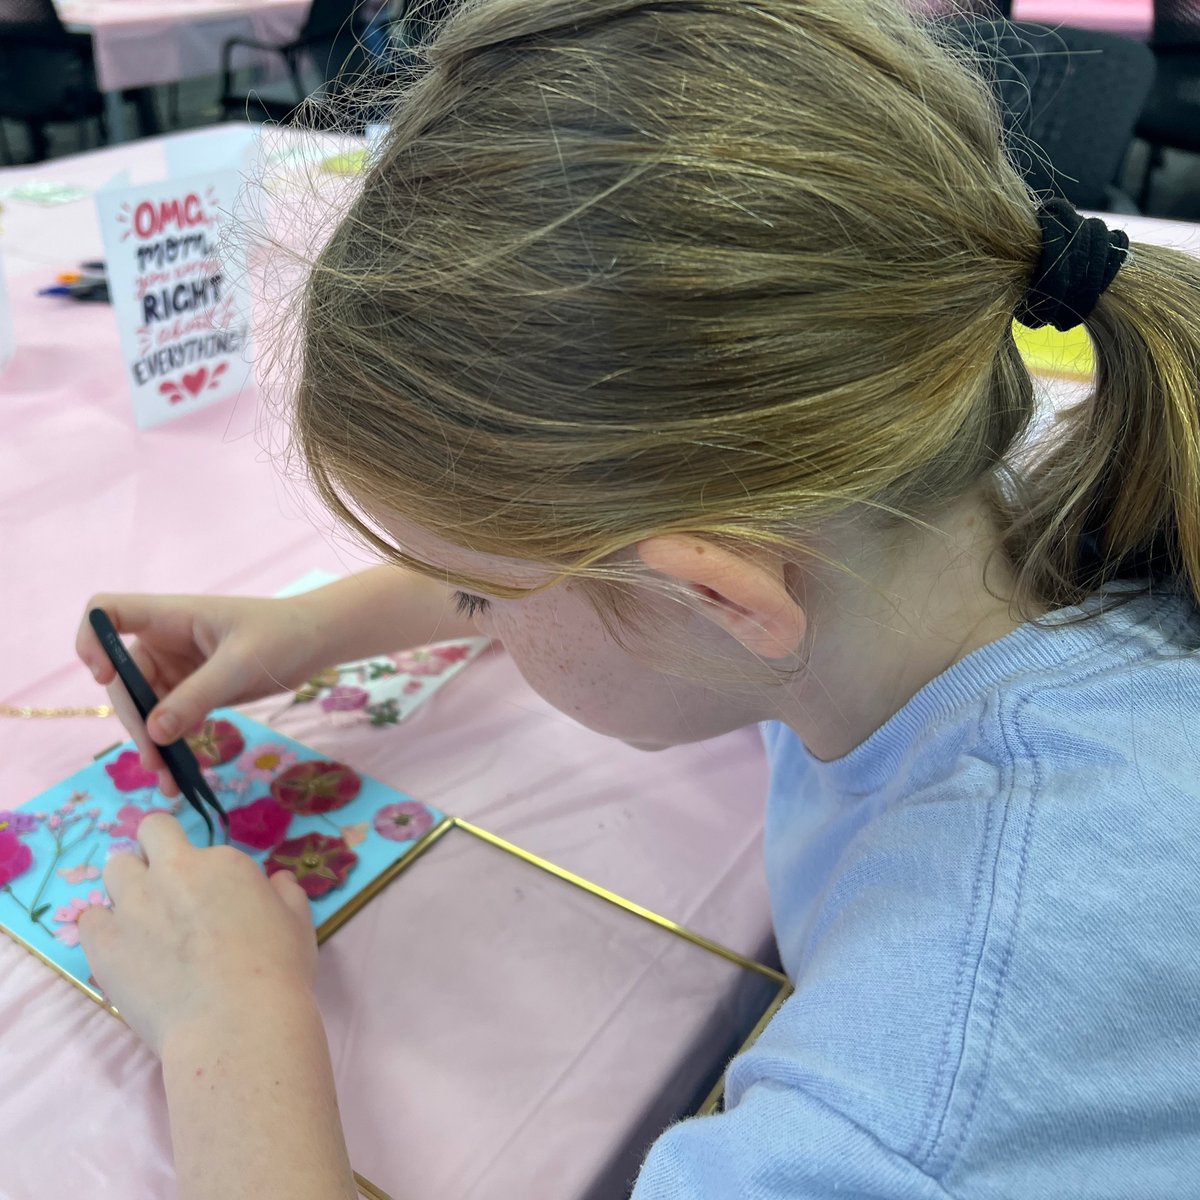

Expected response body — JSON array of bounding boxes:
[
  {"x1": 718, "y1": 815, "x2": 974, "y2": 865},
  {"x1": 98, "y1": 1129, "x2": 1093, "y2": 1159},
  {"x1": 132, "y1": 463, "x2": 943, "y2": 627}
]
[
  {"x1": 1012, "y1": 0, "x2": 1153, "y2": 38},
  {"x1": 57, "y1": 0, "x2": 310, "y2": 141}
]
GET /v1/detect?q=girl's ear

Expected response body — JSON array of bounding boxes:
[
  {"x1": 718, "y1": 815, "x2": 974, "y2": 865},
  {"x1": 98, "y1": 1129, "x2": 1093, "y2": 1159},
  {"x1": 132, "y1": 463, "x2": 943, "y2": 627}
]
[{"x1": 637, "y1": 535, "x2": 806, "y2": 659}]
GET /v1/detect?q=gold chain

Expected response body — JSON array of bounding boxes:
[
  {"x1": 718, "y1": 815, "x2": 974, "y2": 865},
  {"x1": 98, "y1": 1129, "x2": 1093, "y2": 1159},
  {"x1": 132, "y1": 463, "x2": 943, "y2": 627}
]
[{"x1": 0, "y1": 703, "x2": 115, "y2": 719}]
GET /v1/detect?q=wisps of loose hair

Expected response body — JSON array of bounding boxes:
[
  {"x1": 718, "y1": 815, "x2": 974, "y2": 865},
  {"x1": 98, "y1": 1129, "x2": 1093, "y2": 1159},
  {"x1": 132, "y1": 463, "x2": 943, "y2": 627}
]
[{"x1": 289, "y1": 0, "x2": 1200, "y2": 643}]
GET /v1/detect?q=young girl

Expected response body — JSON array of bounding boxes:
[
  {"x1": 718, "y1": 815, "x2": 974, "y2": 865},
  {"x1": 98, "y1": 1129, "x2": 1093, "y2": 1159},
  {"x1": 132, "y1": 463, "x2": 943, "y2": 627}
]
[{"x1": 75, "y1": 1, "x2": 1200, "y2": 1196}]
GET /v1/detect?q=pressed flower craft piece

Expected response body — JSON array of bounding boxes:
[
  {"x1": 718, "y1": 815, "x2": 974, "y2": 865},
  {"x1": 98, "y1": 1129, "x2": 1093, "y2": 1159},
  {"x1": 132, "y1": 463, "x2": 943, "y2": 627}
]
[{"x1": 0, "y1": 710, "x2": 446, "y2": 1006}]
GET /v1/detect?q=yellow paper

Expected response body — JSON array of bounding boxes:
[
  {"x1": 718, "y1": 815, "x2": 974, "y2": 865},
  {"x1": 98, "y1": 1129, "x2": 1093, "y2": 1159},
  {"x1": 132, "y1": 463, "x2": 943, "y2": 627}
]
[
  {"x1": 321, "y1": 150, "x2": 369, "y2": 176},
  {"x1": 1012, "y1": 320, "x2": 1095, "y2": 382}
]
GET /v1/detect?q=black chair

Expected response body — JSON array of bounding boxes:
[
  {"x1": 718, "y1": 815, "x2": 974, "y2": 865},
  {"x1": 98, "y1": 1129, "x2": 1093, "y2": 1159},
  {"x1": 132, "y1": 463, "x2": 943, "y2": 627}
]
[
  {"x1": 1135, "y1": 1, "x2": 1200, "y2": 209},
  {"x1": 0, "y1": 0, "x2": 158, "y2": 162},
  {"x1": 219, "y1": 0, "x2": 373, "y2": 126},
  {"x1": 940, "y1": 19, "x2": 1156, "y2": 211}
]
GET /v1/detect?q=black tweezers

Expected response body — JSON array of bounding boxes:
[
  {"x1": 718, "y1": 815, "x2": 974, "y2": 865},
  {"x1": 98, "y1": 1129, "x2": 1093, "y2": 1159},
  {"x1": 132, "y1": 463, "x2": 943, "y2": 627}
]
[{"x1": 89, "y1": 608, "x2": 230, "y2": 845}]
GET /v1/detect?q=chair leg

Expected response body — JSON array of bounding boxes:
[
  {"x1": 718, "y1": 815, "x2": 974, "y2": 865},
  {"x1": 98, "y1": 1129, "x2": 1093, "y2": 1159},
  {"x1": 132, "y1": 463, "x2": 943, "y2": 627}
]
[
  {"x1": 125, "y1": 88, "x2": 160, "y2": 137},
  {"x1": 28, "y1": 121, "x2": 49, "y2": 162},
  {"x1": 1136, "y1": 142, "x2": 1163, "y2": 213}
]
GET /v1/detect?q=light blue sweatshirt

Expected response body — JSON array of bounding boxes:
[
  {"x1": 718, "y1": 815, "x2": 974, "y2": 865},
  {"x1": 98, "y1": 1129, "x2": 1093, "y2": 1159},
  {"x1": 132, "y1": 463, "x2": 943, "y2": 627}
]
[{"x1": 633, "y1": 583, "x2": 1200, "y2": 1199}]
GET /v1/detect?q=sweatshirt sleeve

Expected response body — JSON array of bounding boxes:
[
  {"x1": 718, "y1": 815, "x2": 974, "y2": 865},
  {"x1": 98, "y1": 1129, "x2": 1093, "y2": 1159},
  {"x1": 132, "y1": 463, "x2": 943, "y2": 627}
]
[{"x1": 631, "y1": 1080, "x2": 953, "y2": 1200}]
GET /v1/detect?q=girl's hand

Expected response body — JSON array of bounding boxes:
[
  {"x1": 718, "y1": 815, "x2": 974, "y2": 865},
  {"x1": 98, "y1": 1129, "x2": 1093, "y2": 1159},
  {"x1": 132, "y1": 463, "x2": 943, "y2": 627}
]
[
  {"x1": 78, "y1": 813, "x2": 317, "y2": 1058},
  {"x1": 76, "y1": 593, "x2": 325, "y2": 797}
]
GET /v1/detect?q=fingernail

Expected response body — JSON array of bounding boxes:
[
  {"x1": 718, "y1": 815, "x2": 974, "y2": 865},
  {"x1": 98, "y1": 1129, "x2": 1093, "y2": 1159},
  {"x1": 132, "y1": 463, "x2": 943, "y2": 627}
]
[
  {"x1": 87, "y1": 659, "x2": 102, "y2": 681},
  {"x1": 152, "y1": 711, "x2": 179, "y2": 741}
]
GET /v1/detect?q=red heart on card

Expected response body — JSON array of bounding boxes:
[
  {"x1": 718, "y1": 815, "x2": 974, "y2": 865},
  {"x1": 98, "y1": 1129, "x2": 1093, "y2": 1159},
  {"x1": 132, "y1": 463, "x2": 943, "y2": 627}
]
[{"x1": 182, "y1": 368, "x2": 208, "y2": 396}]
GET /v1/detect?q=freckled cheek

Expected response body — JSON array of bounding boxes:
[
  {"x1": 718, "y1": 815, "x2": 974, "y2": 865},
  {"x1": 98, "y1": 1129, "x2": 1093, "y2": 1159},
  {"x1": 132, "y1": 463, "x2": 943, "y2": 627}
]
[{"x1": 491, "y1": 618, "x2": 600, "y2": 712}]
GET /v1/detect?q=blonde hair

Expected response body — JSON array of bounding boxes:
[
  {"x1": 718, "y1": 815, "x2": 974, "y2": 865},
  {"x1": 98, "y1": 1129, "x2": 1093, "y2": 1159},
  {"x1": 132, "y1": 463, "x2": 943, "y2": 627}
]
[{"x1": 296, "y1": 0, "x2": 1200, "y2": 627}]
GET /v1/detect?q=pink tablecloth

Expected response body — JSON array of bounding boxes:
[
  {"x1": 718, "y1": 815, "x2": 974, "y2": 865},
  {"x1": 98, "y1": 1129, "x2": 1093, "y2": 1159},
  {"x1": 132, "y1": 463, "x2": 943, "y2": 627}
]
[
  {"x1": 0, "y1": 132, "x2": 775, "y2": 1199},
  {"x1": 1011, "y1": 0, "x2": 1153, "y2": 38},
  {"x1": 58, "y1": 0, "x2": 310, "y2": 93}
]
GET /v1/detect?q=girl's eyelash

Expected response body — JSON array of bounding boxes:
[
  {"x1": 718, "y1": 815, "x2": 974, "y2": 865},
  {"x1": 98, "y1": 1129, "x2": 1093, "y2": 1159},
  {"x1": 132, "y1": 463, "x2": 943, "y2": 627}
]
[{"x1": 454, "y1": 592, "x2": 490, "y2": 618}]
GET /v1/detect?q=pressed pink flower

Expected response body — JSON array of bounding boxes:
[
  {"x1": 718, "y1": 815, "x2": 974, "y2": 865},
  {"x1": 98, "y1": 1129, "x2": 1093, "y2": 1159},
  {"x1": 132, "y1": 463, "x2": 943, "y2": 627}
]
[
  {"x1": 104, "y1": 750, "x2": 158, "y2": 792},
  {"x1": 58, "y1": 863, "x2": 101, "y2": 884},
  {"x1": 270, "y1": 761, "x2": 362, "y2": 814},
  {"x1": 185, "y1": 719, "x2": 245, "y2": 768},
  {"x1": 0, "y1": 830, "x2": 33, "y2": 888},
  {"x1": 108, "y1": 805, "x2": 149, "y2": 840},
  {"x1": 234, "y1": 743, "x2": 298, "y2": 783},
  {"x1": 340, "y1": 822, "x2": 369, "y2": 848},
  {"x1": 265, "y1": 833, "x2": 357, "y2": 898},
  {"x1": 53, "y1": 890, "x2": 110, "y2": 947},
  {"x1": 46, "y1": 814, "x2": 61, "y2": 831},
  {"x1": 320, "y1": 686, "x2": 370, "y2": 713},
  {"x1": 227, "y1": 797, "x2": 292, "y2": 851},
  {"x1": 202, "y1": 767, "x2": 250, "y2": 800},
  {"x1": 403, "y1": 680, "x2": 424, "y2": 696},
  {"x1": 373, "y1": 802, "x2": 434, "y2": 843}
]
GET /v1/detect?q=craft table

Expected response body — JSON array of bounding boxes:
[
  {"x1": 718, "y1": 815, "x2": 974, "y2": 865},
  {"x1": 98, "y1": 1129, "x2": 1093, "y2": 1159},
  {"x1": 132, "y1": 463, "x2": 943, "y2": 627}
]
[
  {"x1": 0, "y1": 129, "x2": 779, "y2": 1199},
  {"x1": 57, "y1": 0, "x2": 310, "y2": 143}
]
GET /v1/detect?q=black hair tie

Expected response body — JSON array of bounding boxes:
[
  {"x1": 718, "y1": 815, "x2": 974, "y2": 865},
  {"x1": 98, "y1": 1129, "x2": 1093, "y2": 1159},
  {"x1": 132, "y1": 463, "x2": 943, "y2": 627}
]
[{"x1": 1015, "y1": 197, "x2": 1130, "y2": 333}]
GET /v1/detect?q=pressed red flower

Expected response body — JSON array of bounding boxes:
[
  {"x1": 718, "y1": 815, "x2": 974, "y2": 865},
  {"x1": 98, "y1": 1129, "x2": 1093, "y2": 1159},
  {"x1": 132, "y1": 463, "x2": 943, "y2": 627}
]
[
  {"x1": 185, "y1": 719, "x2": 245, "y2": 768},
  {"x1": 0, "y1": 829, "x2": 32, "y2": 888},
  {"x1": 265, "y1": 833, "x2": 357, "y2": 898},
  {"x1": 270, "y1": 761, "x2": 362, "y2": 814},
  {"x1": 104, "y1": 750, "x2": 158, "y2": 792},
  {"x1": 227, "y1": 797, "x2": 292, "y2": 851}
]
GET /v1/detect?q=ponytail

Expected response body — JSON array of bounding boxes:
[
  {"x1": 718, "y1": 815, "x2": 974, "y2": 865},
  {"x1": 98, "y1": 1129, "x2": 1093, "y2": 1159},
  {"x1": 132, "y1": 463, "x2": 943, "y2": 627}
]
[{"x1": 999, "y1": 242, "x2": 1200, "y2": 612}]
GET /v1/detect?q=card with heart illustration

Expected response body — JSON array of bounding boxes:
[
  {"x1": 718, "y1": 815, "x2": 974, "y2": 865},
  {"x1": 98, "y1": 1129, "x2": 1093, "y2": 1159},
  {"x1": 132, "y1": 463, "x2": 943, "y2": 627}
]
[
  {"x1": 0, "y1": 709, "x2": 447, "y2": 1006},
  {"x1": 96, "y1": 168, "x2": 252, "y2": 429}
]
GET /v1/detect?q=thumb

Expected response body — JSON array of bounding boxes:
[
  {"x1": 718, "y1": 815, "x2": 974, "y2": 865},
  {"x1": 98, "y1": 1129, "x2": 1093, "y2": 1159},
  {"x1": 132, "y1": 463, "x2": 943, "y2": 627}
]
[
  {"x1": 269, "y1": 868, "x2": 313, "y2": 924},
  {"x1": 147, "y1": 657, "x2": 240, "y2": 743}
]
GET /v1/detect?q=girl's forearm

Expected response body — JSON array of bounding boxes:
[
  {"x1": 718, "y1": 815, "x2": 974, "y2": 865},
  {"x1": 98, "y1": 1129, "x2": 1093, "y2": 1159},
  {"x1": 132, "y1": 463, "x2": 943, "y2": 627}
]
[
  {"x1": 162, "y1": 989, "x2": 358, "y2": 1200},
  {"x1": 295, "y1": 565, "x2": 484, "y2": 664}
]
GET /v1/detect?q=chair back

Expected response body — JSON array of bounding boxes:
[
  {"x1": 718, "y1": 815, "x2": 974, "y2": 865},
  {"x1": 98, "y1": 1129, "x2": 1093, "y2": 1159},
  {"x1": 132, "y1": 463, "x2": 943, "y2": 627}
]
[
  {"x1": 301, "y1": 0, "x2": 363, "y2": 42},
  {"x1": 0, "y1": 0, "x2": 67, "y2": 34},
  {"x1": 941, "y1": 19, "x2": 1156, "y2": 209},
  {"x1": 1153, "y1": 0, "x2": 1200, "y2": 49},
  {"x1": 298, "y1": 0, "x2": 373, "y2": 90},
  {"x1": 0, "y1": 0, "x2": 94, "y2": 126}
]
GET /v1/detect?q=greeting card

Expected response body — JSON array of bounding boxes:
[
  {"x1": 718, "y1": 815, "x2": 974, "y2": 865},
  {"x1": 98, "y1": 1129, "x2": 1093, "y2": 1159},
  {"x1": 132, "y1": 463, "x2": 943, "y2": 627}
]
[
  {"x1": 0, "y1": 710, "x2": 447, "y2": 1005},
  {"x1": 95, "y1": 168, "x2": 252, "y2": 429}
]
